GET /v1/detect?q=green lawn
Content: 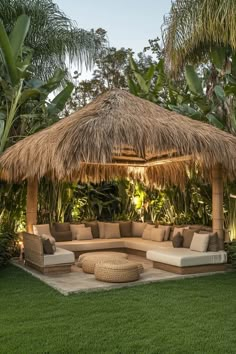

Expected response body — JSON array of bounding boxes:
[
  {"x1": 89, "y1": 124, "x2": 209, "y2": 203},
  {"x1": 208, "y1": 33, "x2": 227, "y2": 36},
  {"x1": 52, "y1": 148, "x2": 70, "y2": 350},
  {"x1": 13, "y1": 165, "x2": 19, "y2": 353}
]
[{"x1": 0, "y1": 265, "x2": 236, "y2": 354}]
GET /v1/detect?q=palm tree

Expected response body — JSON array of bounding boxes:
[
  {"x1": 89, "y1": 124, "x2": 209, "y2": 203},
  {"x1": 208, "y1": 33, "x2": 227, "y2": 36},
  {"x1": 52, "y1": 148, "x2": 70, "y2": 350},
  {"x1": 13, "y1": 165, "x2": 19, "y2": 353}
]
[
  {"x1": 162, "y1": 0, "x2": 236, "y2": 76},
  {"x1": 0, "y1": 0, "x2": 107, "y2": 79}
]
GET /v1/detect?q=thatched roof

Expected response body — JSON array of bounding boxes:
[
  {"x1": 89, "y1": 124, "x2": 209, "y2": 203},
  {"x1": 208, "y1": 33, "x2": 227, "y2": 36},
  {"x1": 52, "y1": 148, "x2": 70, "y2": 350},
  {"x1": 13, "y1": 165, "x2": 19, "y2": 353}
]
[{"x1": 1, "y1": 89, "x2": 236, "y2": 186}]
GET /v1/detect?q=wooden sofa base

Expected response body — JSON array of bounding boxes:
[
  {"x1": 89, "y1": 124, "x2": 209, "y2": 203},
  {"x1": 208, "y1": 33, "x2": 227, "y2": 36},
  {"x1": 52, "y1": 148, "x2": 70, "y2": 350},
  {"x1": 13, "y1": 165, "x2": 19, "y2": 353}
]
[
  {"x1": 25, "y1": 260, "x2": 72, "y2": 275},
  {"x1": 153, "y1": 261, "x2": 226, "y2": 275}
]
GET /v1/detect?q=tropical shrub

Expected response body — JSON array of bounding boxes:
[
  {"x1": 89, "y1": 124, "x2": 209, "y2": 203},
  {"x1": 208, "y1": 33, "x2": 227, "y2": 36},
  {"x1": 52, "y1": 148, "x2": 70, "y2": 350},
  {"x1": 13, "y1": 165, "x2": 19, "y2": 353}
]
[
  {"x1": 0, "y1": 230, "x2": 19, "y2": 267},
  {"x1": 225, "y1": 241, "x2": 236, "y2": 268}
]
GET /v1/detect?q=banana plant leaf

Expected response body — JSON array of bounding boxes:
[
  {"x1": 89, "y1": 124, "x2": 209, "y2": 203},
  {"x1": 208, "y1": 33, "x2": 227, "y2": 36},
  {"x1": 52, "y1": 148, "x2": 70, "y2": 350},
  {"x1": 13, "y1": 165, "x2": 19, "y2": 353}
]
[
  {"x1": 184, "y1": 65, "x2": 203, "y2": 96},
  {"x1": 0, "y1": 21, "x2": 18, "y2": 85},
  {"x1": 214, "y1": 85, "x2": 225, "y2": 101},
  {"x1": 47, "y1": 82, "x2": 74, "y2": 114},
  {"x1": 206, "y1": 113, "x2": 224, "y2": 129},
  {"x1": 9, "y1": 14, "x2": 30, "y2": 60}
]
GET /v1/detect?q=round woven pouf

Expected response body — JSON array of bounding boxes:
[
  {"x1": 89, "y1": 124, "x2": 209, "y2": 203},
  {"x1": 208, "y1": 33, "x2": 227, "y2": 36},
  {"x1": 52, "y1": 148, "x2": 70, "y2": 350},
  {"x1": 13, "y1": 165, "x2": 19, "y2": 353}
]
[
  {"x1": 78, "y1": 251, "x2": 128, "y2": 269},
  {"x1": 81, "y1": 252, "x2": 128, "y2": 274},
  {"x1": 94, "y1": 260, "x2": 140, "y2": 283}
]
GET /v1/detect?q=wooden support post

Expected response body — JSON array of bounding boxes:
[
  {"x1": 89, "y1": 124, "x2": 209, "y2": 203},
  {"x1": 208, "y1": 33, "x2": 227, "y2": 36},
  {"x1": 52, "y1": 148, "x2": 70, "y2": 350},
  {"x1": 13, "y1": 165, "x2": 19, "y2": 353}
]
[
  {"x1": 26, "y1": 177, "x2": 38, "y2": 233},
  {"x1": 212, "y1": 164, "x2": 224, "y2": 250}
]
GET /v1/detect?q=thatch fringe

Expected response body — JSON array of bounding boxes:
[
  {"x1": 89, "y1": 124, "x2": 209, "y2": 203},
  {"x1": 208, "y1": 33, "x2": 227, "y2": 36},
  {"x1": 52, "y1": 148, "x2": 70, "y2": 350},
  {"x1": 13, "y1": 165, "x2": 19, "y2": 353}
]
[{"x1": 1, "y1": 89, "x2": 236, "y2": 186}]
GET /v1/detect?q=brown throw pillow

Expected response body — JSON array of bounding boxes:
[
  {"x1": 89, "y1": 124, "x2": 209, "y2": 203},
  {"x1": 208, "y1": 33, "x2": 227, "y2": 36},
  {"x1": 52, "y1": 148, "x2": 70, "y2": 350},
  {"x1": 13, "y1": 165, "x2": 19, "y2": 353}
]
[
  {"x1": 172, "y1": 233, "x2": 183, "y2": 248},
  {"x1": 198, "y1": 231, "x2": 219, "y2": 252},
  {"x1": 119, "y1": 221, "x2": 132, "y2": 237},
  {"x1": 54, "y1": 222, "x2": 70, "y2": 232},
  {"x1": 182, "y1": 229, "x2": 199, "y2": 248},
  {"x1": 42, "y1": 238, "x2": 54, "y2": 254},
  {"x1": 52, "y1": 231, "x2": 72, "y2": 242},
  {"x1": 208, "y1": 233, "x2": 219, "y2": 252},
  {"x1": 84, "y1": 221, "x2": 99, "y2": 238},
  {"x1": 42, "y1": 234, "x2": 56, "y2": 252}
]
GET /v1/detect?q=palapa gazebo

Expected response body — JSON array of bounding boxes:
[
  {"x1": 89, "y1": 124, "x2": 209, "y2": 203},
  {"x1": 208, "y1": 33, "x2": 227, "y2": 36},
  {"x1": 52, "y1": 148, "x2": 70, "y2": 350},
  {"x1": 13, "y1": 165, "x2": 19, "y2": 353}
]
[{"x1": 1, "y1": 89, "x2": 236, "y2": 249}]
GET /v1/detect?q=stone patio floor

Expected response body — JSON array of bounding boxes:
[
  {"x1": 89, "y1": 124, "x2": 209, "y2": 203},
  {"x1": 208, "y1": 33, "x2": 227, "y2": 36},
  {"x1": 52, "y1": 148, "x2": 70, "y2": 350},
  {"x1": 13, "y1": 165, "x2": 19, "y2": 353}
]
[{"x1": 12, "y1": 255, "x2": 227, "y2": 296}]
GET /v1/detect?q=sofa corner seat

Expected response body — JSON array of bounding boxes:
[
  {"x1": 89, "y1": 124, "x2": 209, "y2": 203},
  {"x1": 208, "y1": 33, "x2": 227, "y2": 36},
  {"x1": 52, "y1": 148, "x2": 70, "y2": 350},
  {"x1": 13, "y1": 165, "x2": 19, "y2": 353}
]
[
  {"x1": 146, "y1": 248, "x2": 227, "y2": 274},
  {"x1": 23, "y1": 232, "x2": 75, "y2": 274}
]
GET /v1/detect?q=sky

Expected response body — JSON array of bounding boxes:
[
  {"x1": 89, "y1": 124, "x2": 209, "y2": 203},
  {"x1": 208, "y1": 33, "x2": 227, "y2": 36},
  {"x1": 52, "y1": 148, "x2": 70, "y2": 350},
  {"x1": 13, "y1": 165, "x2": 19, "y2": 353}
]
[{"x1": 55, "y1": 0, "x2": 172, "y2": 53}]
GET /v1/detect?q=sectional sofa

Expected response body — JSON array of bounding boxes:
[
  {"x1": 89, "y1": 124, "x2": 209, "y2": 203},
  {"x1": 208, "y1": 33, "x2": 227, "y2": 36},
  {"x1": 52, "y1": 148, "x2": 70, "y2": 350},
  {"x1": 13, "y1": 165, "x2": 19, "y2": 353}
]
[{"x1": 28, "y1": 221, "x2": 227, "y2": 275}]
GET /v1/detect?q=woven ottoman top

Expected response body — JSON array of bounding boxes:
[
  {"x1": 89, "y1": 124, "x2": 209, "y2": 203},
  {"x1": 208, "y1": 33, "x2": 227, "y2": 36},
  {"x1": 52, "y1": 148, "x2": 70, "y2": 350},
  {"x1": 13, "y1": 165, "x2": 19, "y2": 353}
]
[
  {"x1": 94, "y1": 259, "x2": 141, "y2": 283},
  {"x1": 81, "y1": 252, "x2": 128, "y2": 274},
  {"x1": 78, "y1": 251, "x2": 128, "y2": 268},
  {"x1": 97, "y1": 259, "x2": 141, "y2": 271}
]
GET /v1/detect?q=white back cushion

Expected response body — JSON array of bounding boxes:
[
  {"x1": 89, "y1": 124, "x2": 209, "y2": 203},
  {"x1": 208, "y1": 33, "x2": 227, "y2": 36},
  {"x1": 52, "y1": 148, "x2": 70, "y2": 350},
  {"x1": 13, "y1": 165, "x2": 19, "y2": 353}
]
[
  {"x1": 98, "y1": 222, "x2": 105, "y2": 238},
  {"x1": 159, "y1": 225, "x2": 171, "y2": 241},
  {"x1": 33, "y1": 224, "x2": 51, "y2": 237},
  {"x1": 104, "y1": 223, "x2": 121, "y2": 239},
  {"x1": 172, "y1": 226, "x2": 189, "y2": 238},
  {"x1": 132, "y1": 222, "x2": 147, "y2": 237},
  {"x1": 142, "y1": 225, "x2": 155, "y2": 240}
]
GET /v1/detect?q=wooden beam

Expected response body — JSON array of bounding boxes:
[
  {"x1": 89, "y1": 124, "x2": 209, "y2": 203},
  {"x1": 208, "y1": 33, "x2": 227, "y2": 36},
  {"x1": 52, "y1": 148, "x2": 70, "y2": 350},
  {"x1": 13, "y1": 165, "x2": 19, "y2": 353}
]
[
  {"x1": 212, "y1": 164, "x2": 224, "y2": 250},
  {"x1": 26, "y1": 177, "x2": 38, "y2": 233},
  {"x1": 112, "y1": 155, "x2": 146, "y2": 162},
  {"x1": 146, "y1": 155, "x2": 192, "y2": 167},
  {"x1": 82, "y1": 155, "x2": 192, "y2": 168}
]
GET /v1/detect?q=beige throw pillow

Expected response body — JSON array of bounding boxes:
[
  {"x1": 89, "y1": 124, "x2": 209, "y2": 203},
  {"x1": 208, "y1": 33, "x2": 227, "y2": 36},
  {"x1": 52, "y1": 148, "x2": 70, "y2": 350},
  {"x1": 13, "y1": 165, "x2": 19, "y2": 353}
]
[
  {"x1": 159, "y1": 225, "x2": 171, "y2": 241},
  {"x1": 98, "y1": 222, "x2": 105, "y2": 238},
  {"x1": 151, "y1": 228, "x2": 165, "y2": 242},
  {"x1": 132, "y1": 222, "x2": 147, "y2": 237},
  {"x1": 70, "y1": 224, "x2": 85, "y2": 240},
  {"x1": 142, "y1": 225, "x2": 155, "y2": 240},
  {"x1": 76, "y1": 227, "x2": 93, "y2": 240},
  {"x1": 104, "y1": 223, "x2": 121, "y2": 239},
  {"x1": 33, "y1": 224, "x2": 51, "y2": 237},
  {"x1": 190, "y1": 233, "x2": 210, "y2": 252}
]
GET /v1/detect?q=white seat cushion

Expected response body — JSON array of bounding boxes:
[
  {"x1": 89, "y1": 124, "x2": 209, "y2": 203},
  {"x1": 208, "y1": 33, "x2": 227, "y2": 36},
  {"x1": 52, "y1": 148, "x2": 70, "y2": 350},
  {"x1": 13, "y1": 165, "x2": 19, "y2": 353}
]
[
  {"x1": 43, "y1": 247, "x2": 75, "y2": 266},
  {"x1": 124, "y1": 238, "x2": 173, "y2": 252},
  {"x1": 56, "y1": 238, "x2": 174, "y2": 253},
  {"x1": 147, "y1": 248, "x2": 227, "y2": 267},
  {"x1": 56, "y1": 239, "x2": 125, "y2": 252}
]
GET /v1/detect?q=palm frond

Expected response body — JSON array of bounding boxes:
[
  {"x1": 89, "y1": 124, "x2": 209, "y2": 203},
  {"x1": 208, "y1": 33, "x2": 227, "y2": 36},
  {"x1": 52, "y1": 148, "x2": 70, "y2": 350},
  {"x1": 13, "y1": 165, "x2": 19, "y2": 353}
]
[
  {"x1": 162, "y1": 0, "x2": 236, "y2": 76},
  {"x1": 0, "y1": 0, "x2": 107, "y2": 79}
]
